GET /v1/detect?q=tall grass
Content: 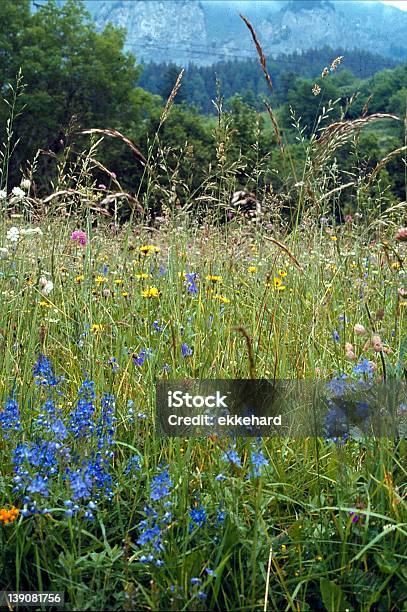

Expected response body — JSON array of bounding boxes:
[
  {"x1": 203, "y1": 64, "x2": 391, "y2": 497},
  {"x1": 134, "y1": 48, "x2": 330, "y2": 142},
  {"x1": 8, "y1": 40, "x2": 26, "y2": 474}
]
[{"x1": 0, "y1": 21, "x2": 406, "y2": 612}]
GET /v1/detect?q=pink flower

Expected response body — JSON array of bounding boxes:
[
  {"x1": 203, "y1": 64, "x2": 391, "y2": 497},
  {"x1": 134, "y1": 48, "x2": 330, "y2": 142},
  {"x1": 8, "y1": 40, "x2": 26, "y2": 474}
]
[
  {"x1": 111, "y1": 172, "x2": 117, "y2": 180},
  {"x1": 344, "y1": 214, "x2": 353, "y2": 223},
  {"x1": 98, "y1": 183, "x2": 107, "y2": 190},
  {"x1": 71, "y1": 230, "x2": 87, "y2": 246},
  {"x1": 395, "y1": 227, "x2": 407, "y2": 242}
]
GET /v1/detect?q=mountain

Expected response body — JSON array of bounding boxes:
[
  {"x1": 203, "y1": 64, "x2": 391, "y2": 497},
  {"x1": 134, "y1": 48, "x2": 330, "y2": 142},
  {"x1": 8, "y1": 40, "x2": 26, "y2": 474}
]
[{"x1": 81, "y1": 0, "x2": 407, "y2": 65}]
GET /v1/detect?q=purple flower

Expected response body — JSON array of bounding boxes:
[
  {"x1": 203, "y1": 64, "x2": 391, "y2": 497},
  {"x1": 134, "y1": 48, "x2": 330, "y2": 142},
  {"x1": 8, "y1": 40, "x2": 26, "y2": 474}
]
[
  {"x1": 181, "y1": 343, "x2": 193, "y2": 357},
  {"x1": 71, "y1": 230, "x2": 87, "y2": 246}
]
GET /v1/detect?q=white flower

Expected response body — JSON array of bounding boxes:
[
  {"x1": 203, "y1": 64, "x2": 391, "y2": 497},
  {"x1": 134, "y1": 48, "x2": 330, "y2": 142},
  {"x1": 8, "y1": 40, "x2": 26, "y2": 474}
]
[
  {"x1": 0, "y1": 190, "x2": 7, "y2": 200},
  {"x1": 20, "y1": 179, "x2": 31, "y2": 191},
  {"x1": 20, "y1": 227, "x2": 43, "y2": 237},
  {"x1": 6, "y1": 227, "x2": 20, "y2": 242},
  {"x1": 42, "y1": 281, "x2": 54, "y2": 295},
  {"x1": 38, "y1": 276, "x2": 48, "y2": 288},
  {"x1": 11, "y1": 186, "x2": 25, "y2": 198},
  {"x1": 0, "y1": 247, "x2": 8, "y2": 256}
]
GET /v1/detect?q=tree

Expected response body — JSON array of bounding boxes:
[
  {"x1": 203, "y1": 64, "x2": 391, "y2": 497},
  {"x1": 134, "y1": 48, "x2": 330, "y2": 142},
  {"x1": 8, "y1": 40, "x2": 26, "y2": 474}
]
[{"x1": 0, "y1": 0, "x2": 146, "y2": 189}]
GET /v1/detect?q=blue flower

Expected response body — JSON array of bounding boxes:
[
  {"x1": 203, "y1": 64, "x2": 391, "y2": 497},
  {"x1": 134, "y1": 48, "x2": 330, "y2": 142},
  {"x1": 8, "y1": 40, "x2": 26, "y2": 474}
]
[
  {"x1": 189, "y1": 504, "x2": 207, "y2": 531},
  {"x1": 184, "y1": 272, "x2": 198, "y2": 294},
  {"x1": 152, "y1": 320, "x2": 164, "y2": 332},
  {"x1": 353, "y1": 359, "x2": 374, "y2": 378},
  {"x1": 125, "y1": 455, "x2": 142, "y2": 475},
  {"x1": 0, "y1": 397, "x2": 21, "y2": 437},
  {"x1": 133, "y1": 348, "x2": 152, "y2": 367},
  {"x1": 33, "y1": 354, "x2": 61, "y2": 387},
  {"x1": 222, "y1": 448, "x2": 241, "y2": 468},
  {"x1": 332, "y1": 330, "x2": 340, "y2": 343},
  {"x1": 250, "y1": 449, "x2": 269, "y2": 477},
  {"x1": 68, "y1": 468, "x2": 92, "y2": 501},
  {"x1": 150, "y1": 467, "x2": 173, "y2": 501},
  {"x1": 68, "y1": 380, "x2": 96, "y2": 438},
  {"x1": 181, "y1": 343, "x2": 193, "y2": 357},
  {"x1": 27, "y1": 475, "x2": 49, "y2": 497}
]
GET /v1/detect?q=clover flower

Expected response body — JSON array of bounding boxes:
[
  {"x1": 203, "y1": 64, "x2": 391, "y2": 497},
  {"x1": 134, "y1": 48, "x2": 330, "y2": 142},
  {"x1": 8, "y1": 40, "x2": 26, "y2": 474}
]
[{"x1": 71, "y1": 230, "x2": 87, "y2": 246}]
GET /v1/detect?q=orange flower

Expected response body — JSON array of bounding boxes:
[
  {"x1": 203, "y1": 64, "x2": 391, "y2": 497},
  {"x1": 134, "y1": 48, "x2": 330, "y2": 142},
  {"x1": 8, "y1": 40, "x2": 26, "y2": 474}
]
[{"x1": 0, "y1": 506, "x2": 19, "y2": 525}]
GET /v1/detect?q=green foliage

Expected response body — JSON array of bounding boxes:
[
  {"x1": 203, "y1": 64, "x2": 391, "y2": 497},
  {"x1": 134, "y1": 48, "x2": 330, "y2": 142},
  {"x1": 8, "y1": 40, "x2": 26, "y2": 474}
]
[{"x1": 0, "y1": 0, "x2": 151, "y2": 189}]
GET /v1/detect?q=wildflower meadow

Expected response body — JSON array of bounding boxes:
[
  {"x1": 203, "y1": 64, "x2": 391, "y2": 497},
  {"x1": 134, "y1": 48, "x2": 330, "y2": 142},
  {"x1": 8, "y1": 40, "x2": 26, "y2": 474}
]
[{"x1": 0, "y1": 3, "x2": 406, "y2": 610}]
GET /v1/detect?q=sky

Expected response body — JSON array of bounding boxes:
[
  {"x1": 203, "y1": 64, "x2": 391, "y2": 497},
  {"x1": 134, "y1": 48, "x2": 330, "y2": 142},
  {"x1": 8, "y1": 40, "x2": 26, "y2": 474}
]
[{"x1": 379, "y1": 0, "x2": 407, "y2": 8}]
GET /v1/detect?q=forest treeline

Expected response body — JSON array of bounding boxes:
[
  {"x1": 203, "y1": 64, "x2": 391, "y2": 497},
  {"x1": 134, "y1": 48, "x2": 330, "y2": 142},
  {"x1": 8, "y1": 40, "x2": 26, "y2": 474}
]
[
  {"x1": 139, "y1": 48, "x2": 400, "y2": 114},
  {"x1": 0, "y1": 0, "x2": 406, "y2": 209}
]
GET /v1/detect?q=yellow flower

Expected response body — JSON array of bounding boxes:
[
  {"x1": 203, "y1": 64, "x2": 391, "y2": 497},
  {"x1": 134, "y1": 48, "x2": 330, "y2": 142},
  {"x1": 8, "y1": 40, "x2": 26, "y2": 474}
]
[
  {"x1": 139, "y1": 245, "x2": 160, "y2": 255},
  {"x1": 142, "y1": 286, "x2": 159, "y2": 298},
  {"x1": 273, "y1": 277, "x2": 286, "y2": 291},
  {"x1": 214, "y1": 294, "x2": 230, "y2": 304},
  {"x1": 135, "y1": 273, "x2": 151, "y2": 280},
  {"x1": 278, "y1": 270, "x2": 287, "y2": 277},
  {"x1": 39, "y1": 300, "x2": 52, "y2": 308},
  {"x1": 248, "y1": 266, "x2": 257, "y2": 274},
  {"x1": 75, "y1": 274, "x2": 84, "y2": 283},
  {"x1": 391, "y1": 262, "x2": 400, "y2": 270},
  {"x1": 95, "y1": 275, "x2": 105, "y2": 285},
  {"x1": 316, "y1": 555, "x2": 323, "y2": 561},
  {"x1": 330, "y1": 236, "x2": 338, "y2": 242},
  {"x1": 91, "y1": 324, "x2": 103, "y2": 333},
  {"x1": 206, "y1": 274, "x2": 222, "y2": 283},
  {"x1": 121, "y1": 291, "x2": 129, "y2": 298},
  {"x1": 114, "y1": 278, "x2": 124, "y2": 285},
  {"x1": 250, "y1": 245, "x2": 259, "y2": 254}
]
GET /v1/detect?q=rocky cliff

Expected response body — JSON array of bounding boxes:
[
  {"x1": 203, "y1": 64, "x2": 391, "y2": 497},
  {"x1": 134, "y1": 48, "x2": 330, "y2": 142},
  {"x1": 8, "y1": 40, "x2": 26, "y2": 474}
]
[{"x1": 86, "y1": 0, "x2": 407, "y2": 65}]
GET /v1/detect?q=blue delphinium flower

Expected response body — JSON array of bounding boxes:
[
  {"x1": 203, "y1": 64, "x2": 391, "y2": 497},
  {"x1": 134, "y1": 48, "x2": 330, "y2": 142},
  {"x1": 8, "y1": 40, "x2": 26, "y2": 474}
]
[
  {"x1": 189, "y1": 504, "x2": 207, "y2": 531},
  {"x1": 34, "y1": 354, "x2": 61, "y2": 387},
  {"x1": 97, "y1": 393, "x2": 116, "y2": 455},
  {"x1": 69, "y1": 380, "x2": 95, "y2": 438},
  {"x1": 0, "y1": 397, "x2": 21, "y2": 438},
  {"x1": 27, "y1": 475, "x2": 49, "y2": 497},
  {"x1": 326, "y1": 374, "x2": 348, "y2": 397},
  {"x1": 184, "y1": 272, "x2": 198, "y2": 294},
  {"x1": 108, "y1": 357, "x2": 119, "y2": 372},
  {"x1": 332, "y1": 330, "x2": 340, "y2": 343},
  {"x1": 152, "y1": 320, "x2": 164, "y2": 332},
  {"x1": 150, "y1": 467, "x2": 173, "y2": 501},
  {"x1": 353, "y1": 358, "x2": 374, "y2": 378},
  {"x1": 125, "y1": 455, "x2": 142, "y2": 475},
  {"x1": 216, "y1": 507, "x2": 226, "y2": 525},
  {"x1": 324, "y1": 400, "x2": 349, "y2": 443},
  {"x1": 137, "y1": 522, "x2": 163, "y2": 550},
  {"x1": 133, "y1": 348, "x2": 152, "y2": 367},
  {"x1": 250, "y1": 449, "x2": 269, "y2": 477},
  {"x1": 68, "y1": 468, "x2": 92, "y2": 501},
  {"x1": 222, "y1": 448, "x2": 242, "y2": 468},
  {"x1": 181, "y1": 343, "x2": 193, "y2": 357}
]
